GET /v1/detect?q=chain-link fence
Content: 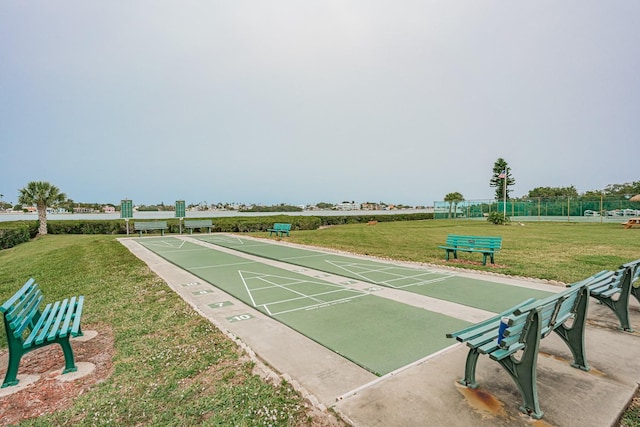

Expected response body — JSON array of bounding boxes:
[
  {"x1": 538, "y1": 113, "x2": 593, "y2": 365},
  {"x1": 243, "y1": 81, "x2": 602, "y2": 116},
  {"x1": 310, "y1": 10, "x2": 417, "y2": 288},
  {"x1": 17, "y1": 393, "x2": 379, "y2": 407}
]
[{"x1": 433, "y1": 198, "x2": 640, "y2": 221}]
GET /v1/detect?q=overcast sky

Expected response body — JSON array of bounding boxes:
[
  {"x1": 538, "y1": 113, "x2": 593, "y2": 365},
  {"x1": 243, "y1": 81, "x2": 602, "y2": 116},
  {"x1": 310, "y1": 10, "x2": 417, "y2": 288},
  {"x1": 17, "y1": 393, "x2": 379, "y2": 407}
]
[{"x1": 1, "y1": 2, "x2": 638, "y2": 207}]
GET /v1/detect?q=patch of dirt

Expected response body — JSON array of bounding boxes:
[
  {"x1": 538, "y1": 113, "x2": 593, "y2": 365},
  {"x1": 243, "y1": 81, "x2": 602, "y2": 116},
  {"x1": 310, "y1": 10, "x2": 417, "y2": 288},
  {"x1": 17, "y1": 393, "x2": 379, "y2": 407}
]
[{"x1": 0, "y1": 323, "x2": 115, "y2": 426}]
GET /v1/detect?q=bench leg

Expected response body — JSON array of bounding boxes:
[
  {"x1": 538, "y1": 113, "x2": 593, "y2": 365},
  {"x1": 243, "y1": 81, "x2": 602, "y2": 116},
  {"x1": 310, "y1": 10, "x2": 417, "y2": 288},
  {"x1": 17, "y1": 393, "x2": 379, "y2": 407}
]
[
  {"x1": 496, "y1": 310, "x2": 544, "y2": 419},
  {"x1": 594, "y1": 269, "x2": 634, "y2": 332},
  {"x1": 58, "y1": 339, "x2": 78, "y2": 374},
  {"x1": 458, "y1": 348, "x2": 481, "y2": 389},
  {"x1": 553, "y1": 287, "x2": 590, "y2": 371},
  {"x1": 1, "y1": 351, "x2": 23, "y2": 388},
  {"x1": 444, "y1": 249, "x2": 456, "y2": 261}
]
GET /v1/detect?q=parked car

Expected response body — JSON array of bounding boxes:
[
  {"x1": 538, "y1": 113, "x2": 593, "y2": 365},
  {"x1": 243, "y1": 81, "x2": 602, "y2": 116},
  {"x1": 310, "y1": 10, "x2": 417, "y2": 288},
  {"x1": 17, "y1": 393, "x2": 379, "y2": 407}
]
[
  {"x1": 584, "y1": 210, "x2": 600, "y2": 216},
  {"x1": 622, "y1": 209, "x2": 640, "y2": 216}
]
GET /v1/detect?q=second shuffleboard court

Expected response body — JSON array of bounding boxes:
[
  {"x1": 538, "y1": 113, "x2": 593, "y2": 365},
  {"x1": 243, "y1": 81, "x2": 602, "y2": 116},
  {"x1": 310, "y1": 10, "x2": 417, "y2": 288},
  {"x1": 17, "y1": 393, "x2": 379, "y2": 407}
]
[
  {"x1": 136, "y1": 237, "x2": 470, "y2": 376},
  {"x1": 198, "y1": 235, "x2": 553, "y2": 313}
]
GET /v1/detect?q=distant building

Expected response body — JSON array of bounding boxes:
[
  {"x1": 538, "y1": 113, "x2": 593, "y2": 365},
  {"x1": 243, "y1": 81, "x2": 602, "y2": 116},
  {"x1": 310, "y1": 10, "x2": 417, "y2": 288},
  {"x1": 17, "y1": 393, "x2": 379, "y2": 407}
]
[
  {"x1": 336, "y1": 202, "x2": 361, "y2": 210},
  {"x1": 103, "y1": 206, "x2": 116, "y2": 213}
]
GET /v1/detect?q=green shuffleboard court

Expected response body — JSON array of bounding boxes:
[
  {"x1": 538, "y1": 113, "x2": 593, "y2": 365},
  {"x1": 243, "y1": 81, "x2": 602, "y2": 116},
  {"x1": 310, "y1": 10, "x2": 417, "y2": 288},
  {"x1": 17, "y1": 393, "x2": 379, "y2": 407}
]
[
  {"x1": 136, "y1": 237, "x2": 470, "y2": 375},
  {"x1": 197, "y1": 235, "x2": 553, "y2": 313}
]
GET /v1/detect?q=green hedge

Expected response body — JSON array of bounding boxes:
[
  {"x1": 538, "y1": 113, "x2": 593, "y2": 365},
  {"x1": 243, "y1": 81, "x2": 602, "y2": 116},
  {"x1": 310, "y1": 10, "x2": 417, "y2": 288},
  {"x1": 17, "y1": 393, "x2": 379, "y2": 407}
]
[
  {"x1": 0, "y1": 213, "x2": 433, "y2": 249},
  {"x1": 0, "y1": 222, "x2": 37, "y2": 249}
]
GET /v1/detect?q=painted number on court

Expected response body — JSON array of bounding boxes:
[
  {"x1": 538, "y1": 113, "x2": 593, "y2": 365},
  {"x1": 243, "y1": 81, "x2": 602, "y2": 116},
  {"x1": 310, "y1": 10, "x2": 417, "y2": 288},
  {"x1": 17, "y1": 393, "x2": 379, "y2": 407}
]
[
  {"x1": 209, "y1": 301, "x2": 233, "y2": 309},
  {"x1": 192, "y1": 289, "x2": 212, "y2": 295},
  {"x1": 226, "y1": 314, "x2": 254, "y2": 323},
  {"x1": 182, "y1": 282, "x2": 200, "y2": 287}
]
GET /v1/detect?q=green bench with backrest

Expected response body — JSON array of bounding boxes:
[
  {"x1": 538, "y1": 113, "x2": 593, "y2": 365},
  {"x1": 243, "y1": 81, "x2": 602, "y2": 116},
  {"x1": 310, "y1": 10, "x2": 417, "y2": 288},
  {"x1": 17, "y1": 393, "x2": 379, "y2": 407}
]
[
  {"x1": 1, "y1": 278, "x2": 85, "y2": 388},
  {"x1": 134, "y1": 221, "x2": 168, "y2": 237},
  {"x1": 446, "y1": 274, "x2": 596, "y2": 419},
  {"x1": 267, "y1": 223, "x2": 292, "y2": 237},
  {"x1": 438, "y1": 234, "x2": 502, "y2": 265},
  {"x1": 585, "y1": 258, "x2": 640, "y2": 332},
  {"x1": 184, "y1": 219, "x2": 213, "y2": 234}
]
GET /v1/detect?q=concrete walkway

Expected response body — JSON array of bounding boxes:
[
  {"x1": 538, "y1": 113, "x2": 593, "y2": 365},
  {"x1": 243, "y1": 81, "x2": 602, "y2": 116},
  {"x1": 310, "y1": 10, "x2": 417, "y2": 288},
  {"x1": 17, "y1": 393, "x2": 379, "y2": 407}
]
[{"x1": 120, "y1": 236, "x2": 640, "y2": 427}]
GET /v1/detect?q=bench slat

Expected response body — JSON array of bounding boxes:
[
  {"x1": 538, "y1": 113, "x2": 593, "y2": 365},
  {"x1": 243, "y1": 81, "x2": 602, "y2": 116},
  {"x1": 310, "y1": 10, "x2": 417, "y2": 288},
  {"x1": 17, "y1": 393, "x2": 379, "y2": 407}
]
[
  {"x1": 71, "y1": 296, "x2": 84, "y2": 336},
  {"x1": 47, "y1": 298, "x2": 70, "y2": 342},
  {"x1": 11, "y1": 294, "x2": 43, "y2": 338},
  {"x1": 489, "y1": 343, "x2": 525, "y2": 361},
  {"x1": 6, "y1": 286, "x2": 41, "y2": 325},
  {"x1": 34, "y1": 300, "x2": 61, "y2": 345},
  {"x1": 0, "y1": 279, "x2": 37, "y2": 315},
  {"x1": 23, "y1": 303, "x2": 53, "y2": 348},
  {"x1": 59, "y1": 296, "x2": 77, "y2": 338}
]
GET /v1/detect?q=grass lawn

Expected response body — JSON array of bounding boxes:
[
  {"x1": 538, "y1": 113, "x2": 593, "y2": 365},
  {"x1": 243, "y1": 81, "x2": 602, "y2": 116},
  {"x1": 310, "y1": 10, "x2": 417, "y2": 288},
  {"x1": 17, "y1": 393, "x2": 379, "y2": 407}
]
[{"x1": 1, "y1": 219, "x2": 639, "y2": 426}]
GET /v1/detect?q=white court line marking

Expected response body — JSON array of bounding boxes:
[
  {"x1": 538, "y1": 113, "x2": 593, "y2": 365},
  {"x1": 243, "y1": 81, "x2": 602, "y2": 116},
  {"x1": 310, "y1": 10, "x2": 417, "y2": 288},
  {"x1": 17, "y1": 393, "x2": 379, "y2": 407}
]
[
  {"x1": 326, "y1": 260, "x2": 454, "y2": 289},
  {"x1": 281, "y1": 253, "x2": 329, "y2": 261},
  {"x1": 143, "y1": 239, "x2": 187, "y2": 249},
  {"x1": 238, "y1": 270, "x2": 368, "y2": 316},
  {"x1": 204, "y1": 235, "x2": 245, "y2": 245},
  {"x1": 191, "y1": 260, "x2": 256, "y2": 270},
  {"x1": 270, "y1": 294, "x2": 369, "y2": 316}
]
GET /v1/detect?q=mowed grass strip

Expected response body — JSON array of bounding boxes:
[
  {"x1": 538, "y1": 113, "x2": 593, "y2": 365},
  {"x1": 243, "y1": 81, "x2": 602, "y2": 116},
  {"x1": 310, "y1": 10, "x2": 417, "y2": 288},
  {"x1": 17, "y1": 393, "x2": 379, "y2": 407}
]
[{"x1": 0, "y1": 235, "x2": 326, "y2": 426}]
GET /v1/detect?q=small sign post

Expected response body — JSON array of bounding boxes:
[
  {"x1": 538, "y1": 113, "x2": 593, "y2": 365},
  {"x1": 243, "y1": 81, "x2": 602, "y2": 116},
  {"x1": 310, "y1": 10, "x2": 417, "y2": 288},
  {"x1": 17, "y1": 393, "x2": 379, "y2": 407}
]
[
  {"x1": 176, "y1": 200, "x2": 185, "y2": 234},
  {"x1": 121, "y1": 199, "x2": 133, "y2": 235}
]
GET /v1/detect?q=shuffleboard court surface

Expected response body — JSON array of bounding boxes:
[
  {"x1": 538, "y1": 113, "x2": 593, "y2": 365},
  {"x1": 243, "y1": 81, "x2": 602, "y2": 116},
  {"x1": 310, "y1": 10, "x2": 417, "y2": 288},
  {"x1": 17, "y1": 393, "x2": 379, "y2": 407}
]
[
  {"x1": 136, "y1": 237, "x2": 470, "y2": 375},
  {"x1": 198, "y1": 235, "x2": 553, "y2": 313}
]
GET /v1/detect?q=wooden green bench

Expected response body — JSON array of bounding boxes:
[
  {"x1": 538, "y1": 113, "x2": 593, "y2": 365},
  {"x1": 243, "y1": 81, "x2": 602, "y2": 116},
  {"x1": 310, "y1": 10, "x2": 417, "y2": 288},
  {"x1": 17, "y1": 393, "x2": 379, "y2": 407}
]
[
  {"x1": 438, "y1": 234, "x2": 502, "y2": 265},
  {"x1": 585, "y1": 258, "x2": 640, "y2": 332},
  {"x1": 267, "y1": 223, "x2": 292, "y2": 237},
  {"x1": 134, "y1": 221, "x2": 168, "y2": 237},
  {"x1": 446, "y1": 274, "x2": 596, "y2": 419},
  {"x1": 184, "y1": 219, "x2": 213, "y2": 234},
  {"x1": 1, "y1": 278, "x2": 85, "y2": 388}
]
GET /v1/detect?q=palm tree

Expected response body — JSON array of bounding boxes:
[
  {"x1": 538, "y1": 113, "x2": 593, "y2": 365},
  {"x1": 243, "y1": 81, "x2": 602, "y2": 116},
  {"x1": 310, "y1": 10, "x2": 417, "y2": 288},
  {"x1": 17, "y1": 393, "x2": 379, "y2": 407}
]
[
  {"x1": 18, "y1": 181, "x2": 67, "y2": 236},
  {"x1": 444, "y1": 192, "x2": 464, "y2": 218}
]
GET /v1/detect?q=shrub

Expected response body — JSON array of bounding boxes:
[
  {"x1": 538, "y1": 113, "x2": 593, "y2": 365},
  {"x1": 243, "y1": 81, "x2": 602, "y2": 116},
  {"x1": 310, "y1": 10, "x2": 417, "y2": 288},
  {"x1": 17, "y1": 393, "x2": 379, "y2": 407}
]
[
  {"x1": 0, "y1": 223, "x2": 35, "y2": 249},
  {"x1": 486, "y1": 212, "x2": 511, "y2": 225}
]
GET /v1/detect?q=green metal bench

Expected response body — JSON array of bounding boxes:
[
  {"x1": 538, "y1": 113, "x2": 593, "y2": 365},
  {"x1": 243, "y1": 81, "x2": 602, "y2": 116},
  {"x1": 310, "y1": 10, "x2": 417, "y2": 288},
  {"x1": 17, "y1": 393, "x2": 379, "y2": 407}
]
[
  {"x1": 183, "y1": 219, "x2": 213, "y2": 234},
  {"x1": 438, "y1": 235, "x2": 502, "y2": 265},
  {"x1": 267, "y1": 223, "x2": 291, "y2": 237},
  {"x1": 586, "y1": 258, "x2": 640, "y2": 332},
  {"x1": 446, "y1": 274, "x2": 596, "y2": 419},
  {"x1": 1, "y1": 278, "x2": 85, "y2": 388},
  {"x1": 134, "y1": 221, "x2": 168, "y2": 237}
]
